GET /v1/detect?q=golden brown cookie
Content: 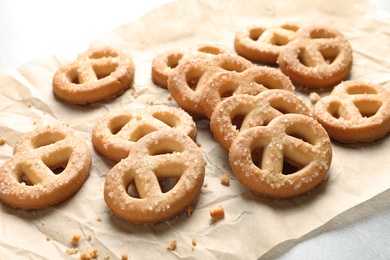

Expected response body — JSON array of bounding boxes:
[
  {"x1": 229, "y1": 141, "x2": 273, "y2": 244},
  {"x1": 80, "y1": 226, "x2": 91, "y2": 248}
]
[
  {"x1": 92, "y1": 105, "x2": 196, "y2": 162},
  {"x1": 313, "y1": 80, "x2": 390, "y2": 142},
  {"x1": 0, "y1": 125, "x2": 91, "y2": 210},
  {"x1": 235, "y1": 23, "x2": 300, "y2": 64},
  {"x1": 201, "y1": 66, "x2": 295, "y2": 118},
  {"x1": 229, "y1": 114, "x2": 332, "y2": 198},
  {"x1": 104, "y1": 129, "x2": 206, "y2": 224},
  {"x1": 152, "y1": 43, "x2": 232, "y2": 88},
  {"x1": 167, "y1": 53, "x2": 253, "y2": 116},
  {"x1": 53, "y1": 46, "x2": 135, "y2": 104},
  {"x1": 210, "y1": 90, "x2": 311, "y2": 151},
  {"x1": 277, "y1": 24, "x2": 352, "y2": 88}
]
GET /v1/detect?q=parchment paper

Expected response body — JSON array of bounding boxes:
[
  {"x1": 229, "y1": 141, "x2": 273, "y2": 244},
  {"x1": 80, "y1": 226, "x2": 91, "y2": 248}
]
[{"x1": 1, "y1": 0, "x2": 390, "y2": 259}]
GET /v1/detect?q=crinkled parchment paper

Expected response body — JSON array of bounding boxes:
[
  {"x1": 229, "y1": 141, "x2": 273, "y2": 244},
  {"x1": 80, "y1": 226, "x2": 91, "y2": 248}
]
[{"x1": 1, "y1": 0, "x2": 390, "y2": 259}]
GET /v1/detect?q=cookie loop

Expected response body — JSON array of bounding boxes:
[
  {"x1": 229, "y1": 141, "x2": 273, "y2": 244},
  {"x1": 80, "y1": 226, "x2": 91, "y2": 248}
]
[
  {"x1": 53, "y1": 46, "x2": 135, "y2": 104},
  {"x1": 210, "y1": 90, "x2": 311, "y2": 151},
  {"x1": 201, "y1": 66, "x2": 295, "y2": 118},
  {"x1": 0, "y1": 125, "x2": 91, "y2": 210},
  {"x1": 229, "y1": 114, "x2": 332, "y2": 198},
  {"x1": 167, "y1": 53, "x2": 253, "y2": 116},
  {"x1": 313, "y1": 80, "x2": 390, "y2": 143},
  {"x1": 234, "y1": 23, "x2": 300, "y2": 64},
  {"x1": 277, "y1": 25, "x2": 352, "y2": 88},
  {"x1": 104, "y1": 129, "x2": 206, "y2": 224},
  {"x1": 152, "y1": 43, "x2": 232, "y2": 88},
  {"x1": 92, "y1": 105, "x2": 196, "y2": 162}
]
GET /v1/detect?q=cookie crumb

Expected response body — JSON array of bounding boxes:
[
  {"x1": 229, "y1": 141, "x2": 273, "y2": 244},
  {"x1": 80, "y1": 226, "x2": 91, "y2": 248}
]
[
  {"x1": 121, "y1": 254, "x2": 128, "y2": 260},
  {"x1": 186, "y1": 205, "x2": 194, "y2": 216},
  {"x1": 0, "y1": 137, "x2": 7, "y2": 145},
  {"x1": 71, "y1": 234, "x2": 81, "y2": 246},
  {"x1": 79, "y1": 249, "x2": 99, "y2": 260},
  {"x1": 97, "y1": 217, "x2": 102, "y2": 222},
  {"x1": 130, "y1": 88, "x2": 138, "y2": 98},
  {"x1": 203, "y1": 183, "x2": 208, "y2": 188},
  {"x1": 309, "y1": 92, "x2": 321, "y2": 104},
  {"x1": 66, "y1": 248, "x2": 78, "y2": 255},
  {"x1": 191, "y1": 238, "x2": 197, "y2": 250},
  {"x1": 210, "y1": 204, "x2": 225, "y2": 221},
  {"x1": 88, "y1": 234, "x2": 92, "y2": 241},
  {"x1": 46, "y1": 236, "x2": 51, "y2": 241},
  {"x1": 220, "y1": 173, "x2": 230, "y2": 186},
  {"x1": 166, "y1": 239, "x2": 177, "y2": 251}
]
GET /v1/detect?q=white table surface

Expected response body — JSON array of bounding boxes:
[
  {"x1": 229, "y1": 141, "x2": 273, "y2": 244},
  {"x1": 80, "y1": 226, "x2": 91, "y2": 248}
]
[{"x1": 0, "y1": 1, "x2": 390, "y2": 259}]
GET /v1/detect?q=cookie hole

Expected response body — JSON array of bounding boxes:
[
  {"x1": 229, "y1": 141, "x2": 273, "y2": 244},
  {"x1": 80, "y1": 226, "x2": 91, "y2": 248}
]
[
  {"x1": 354, "y1": 99, "x2": 381, "y2": 118},
  {"x1": 327, "y1": 101, "x2": 342, "y2": 119},
  {"x1": 167, "y1": 53, "x2": 183, "y2": 69},
  {"x1": 32, "y1": 132, "x2": 66, "y2": 149},
  {"x1": 220, "y1": 60, "x2": 248, "y2": 73},
  {"x1": 42, "y1": 148, "x2": 71, "y2": 175},
  {"x1": 197, "y1": 46, "x2": 224, "y2": 55},
  {"x1": 93, "y1": 63, "x2": 118, "y2": 80},
  {"x1": 346, "y1": 85, "x2": 378, "y2": 95},
  {"x1": 186, "y1": 68, "x2": 204, "y2": 91},
  {"x1": 50, "y1": 163, "x2": 67, "y2": 175},
  {"x1": 297, "y1": 48, "x2": 312, "y2": 67},
  {"x1": 18, "y1": 173, "x2": 34, "y2": 186},
  {"x1": 309, "y1": 29, "x2": 337, "y2": 39},
  {"x1": 219, "y1": 80, "x2": 239, "y2": 100},
  {"x1": 251, "y1": 147, "x2": 264, "y2": 169},
  {"x1": 71, "y1": 77, "x2": 80, "y2": 84},
  {"x1": 319, "y1": 46, "x2": 339, "y2": 65},
  {"x1": 67, "y1": 69, "x2": 80, "y2": 84},
  {"x1": 220, "y1": 89, "x2": 235, "y2": 100},
  {"x1": 159, "y1": 177, "x2": 178, "y2": 193},
  {"x1": 271, "y1": 34, "x2": 291, "y2": 46},
  {"x1": 127, "y1": 183, "x2": 140, "y2": 199},
  {"x1": 253, "y1": 75, "x2": 284, "y2": 90},
  {"x1": 280, "y1": 24, "x2": 300, "y2": 32},
  {"x1": 232, "y1": 114, "x2": 245, "y2": 131},
  {"x1": 249, "y1": 27, "x2": 265, "y2": 41},
  {"x1": 109, "y1": 115, "x2": 133, "y2": 135},
  {"x1": 282, "y1": 158, "x2": 303, "y2": 175},
  {"x1": 269, "y1": 99, "x2": 293, "y2": 115},
  {"x1": 152, "y1": 111, "x2": 179, "y2": 128}
]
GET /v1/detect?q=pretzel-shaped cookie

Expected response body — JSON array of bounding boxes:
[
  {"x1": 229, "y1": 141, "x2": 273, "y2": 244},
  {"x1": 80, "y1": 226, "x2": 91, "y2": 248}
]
[
  {"x1": 104, "y1": 129, "x2": 206, "y2": 224},
  {"x1": 167, "y1": 53, "x2": 253, "y2": 116},
  {"x1": 152, "y1": 43, "x2": 232, "y2": 88},
  {"x1": 201, "y1": 66, "x2": 295, "y2": 118},
  {"x1": 229, "y1": 114, "x2": 332, "y2": 198},
  {"x1": 92, "y1": 105, "x2": 196, "y2": 162},
  {"x1": 277, "y1": 24, "x2": 352, "y2": 88},
  {"x1": 210, "y1": 90, "x2": 311, "y2": 151},
  {"x1": 0, "y1": 125, "x2": 91, "y2": 210},
  {"x1": 53, "y1": 46, "x2": 135, "y2": 105},
  {"x1": 313, "y1": 80, "x2": 390, "y2": 143},
  {"x1": 234, "y1": 23, "x2": 300, "y2": 64}
]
